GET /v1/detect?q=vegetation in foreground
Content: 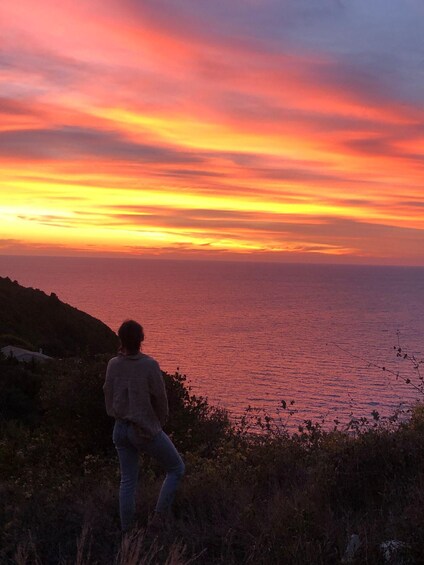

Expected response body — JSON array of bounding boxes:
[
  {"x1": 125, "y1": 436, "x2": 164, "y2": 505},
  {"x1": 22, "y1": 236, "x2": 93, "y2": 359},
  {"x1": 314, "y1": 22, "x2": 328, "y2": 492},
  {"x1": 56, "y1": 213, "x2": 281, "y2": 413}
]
[{"x1": 1, "y1": 352, "x2": 424, "y2": 565}]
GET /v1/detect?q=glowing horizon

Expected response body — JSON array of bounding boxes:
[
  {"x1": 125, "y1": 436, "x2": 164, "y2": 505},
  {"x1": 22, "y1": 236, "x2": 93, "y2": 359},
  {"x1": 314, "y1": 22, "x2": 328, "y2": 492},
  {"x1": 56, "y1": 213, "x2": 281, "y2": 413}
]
[{"x1": 1, "y1": 0, "x2": 424, "y2": 265}]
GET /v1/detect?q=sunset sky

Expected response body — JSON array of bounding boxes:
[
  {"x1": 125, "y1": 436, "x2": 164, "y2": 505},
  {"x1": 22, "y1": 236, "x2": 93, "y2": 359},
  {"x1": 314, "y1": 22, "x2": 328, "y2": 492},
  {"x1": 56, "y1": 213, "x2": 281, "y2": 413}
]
[{"x1": 1, "y1": 0, "x2": 424, "y2": 264}]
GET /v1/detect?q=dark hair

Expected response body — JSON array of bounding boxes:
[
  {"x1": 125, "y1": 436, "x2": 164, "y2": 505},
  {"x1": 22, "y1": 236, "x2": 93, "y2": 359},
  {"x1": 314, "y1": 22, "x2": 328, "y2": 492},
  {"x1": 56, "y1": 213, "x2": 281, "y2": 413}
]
[{"x1": 118, "y1": 320, "x2": 144, "y2": 353}]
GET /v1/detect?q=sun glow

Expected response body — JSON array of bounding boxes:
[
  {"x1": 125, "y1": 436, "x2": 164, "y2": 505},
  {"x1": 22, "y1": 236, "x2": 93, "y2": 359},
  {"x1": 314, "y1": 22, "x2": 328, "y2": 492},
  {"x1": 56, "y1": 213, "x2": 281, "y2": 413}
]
[{"x1": 1, "y1": 0, "x2": 424, "y2": 263}]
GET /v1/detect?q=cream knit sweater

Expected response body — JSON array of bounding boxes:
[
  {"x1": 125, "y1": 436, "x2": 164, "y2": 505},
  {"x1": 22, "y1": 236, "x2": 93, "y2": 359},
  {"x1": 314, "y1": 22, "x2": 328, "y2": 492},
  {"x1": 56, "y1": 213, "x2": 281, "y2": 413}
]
[{"x1": 103, "y1": 352, "x2": 169, "y2": 439}]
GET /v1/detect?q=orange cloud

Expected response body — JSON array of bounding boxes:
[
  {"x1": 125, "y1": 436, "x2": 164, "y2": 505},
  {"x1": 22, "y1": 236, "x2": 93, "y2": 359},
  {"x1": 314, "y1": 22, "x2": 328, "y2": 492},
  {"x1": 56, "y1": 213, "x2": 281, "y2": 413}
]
[{"x1": 1, "y1": 0, "x2": 424, "y2": 264}]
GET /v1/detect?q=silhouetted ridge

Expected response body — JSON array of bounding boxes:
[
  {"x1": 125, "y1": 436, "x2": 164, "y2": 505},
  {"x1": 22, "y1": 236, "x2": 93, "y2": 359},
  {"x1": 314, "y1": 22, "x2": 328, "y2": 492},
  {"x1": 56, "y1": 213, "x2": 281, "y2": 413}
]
[{"x1": 0, "y1": 276, "x2": 118, "y2": 356}]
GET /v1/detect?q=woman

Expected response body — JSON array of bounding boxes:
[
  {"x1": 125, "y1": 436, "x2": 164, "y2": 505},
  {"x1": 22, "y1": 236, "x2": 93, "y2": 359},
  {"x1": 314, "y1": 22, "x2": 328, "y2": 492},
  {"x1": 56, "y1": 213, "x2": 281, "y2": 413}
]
[{"x1": 103, "y1": 320, "x2": 185, "y2": 533}]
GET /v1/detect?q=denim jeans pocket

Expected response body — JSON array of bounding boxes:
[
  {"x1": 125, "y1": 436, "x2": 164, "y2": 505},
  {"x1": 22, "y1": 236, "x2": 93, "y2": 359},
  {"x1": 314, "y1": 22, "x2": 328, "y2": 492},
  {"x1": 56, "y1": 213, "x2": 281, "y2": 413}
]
[
  {"x1": 113, "y1": 420, "x2": 129, "y2": 446},
  {"x1": 128, "y1": 422, "x2": 153, "y2": 447}
]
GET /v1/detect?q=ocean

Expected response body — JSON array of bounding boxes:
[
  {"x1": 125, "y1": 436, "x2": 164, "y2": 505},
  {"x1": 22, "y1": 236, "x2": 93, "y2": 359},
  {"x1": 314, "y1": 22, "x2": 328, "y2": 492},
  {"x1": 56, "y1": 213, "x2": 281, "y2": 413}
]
[{"x1": 1, "y1": 255, "x2": 424, "y2": 427}]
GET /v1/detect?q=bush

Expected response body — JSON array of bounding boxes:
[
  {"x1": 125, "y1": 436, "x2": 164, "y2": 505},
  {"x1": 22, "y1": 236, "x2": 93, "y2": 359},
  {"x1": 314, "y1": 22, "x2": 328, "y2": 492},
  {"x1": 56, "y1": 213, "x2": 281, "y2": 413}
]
[
  {"x1": 0, "y1": 355, "x2": 43, "y2": 426},
  {"x1": 164, "y1": 371, "x2": 231, "y2": 455},
  {"x1": 2, "y1": 355, "x2": 424, "y2": 563}
]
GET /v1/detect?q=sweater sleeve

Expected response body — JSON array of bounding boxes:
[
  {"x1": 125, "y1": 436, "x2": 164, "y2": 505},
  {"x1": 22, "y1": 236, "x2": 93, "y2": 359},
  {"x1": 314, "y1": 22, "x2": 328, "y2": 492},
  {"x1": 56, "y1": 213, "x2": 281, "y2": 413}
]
[
  {"x1": 148, "y1": 360, "x2": 169, "y2": 426},
  {"x1": 103, "y1": 360, "x2": 115, "y2": 417}
]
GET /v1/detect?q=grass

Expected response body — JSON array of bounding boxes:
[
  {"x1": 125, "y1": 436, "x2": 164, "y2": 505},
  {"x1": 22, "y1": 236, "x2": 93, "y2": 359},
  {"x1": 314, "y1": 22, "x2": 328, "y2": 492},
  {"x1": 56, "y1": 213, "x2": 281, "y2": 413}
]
[{"x1": 1, "y1": 353, "x2": 424, "y2": 564}]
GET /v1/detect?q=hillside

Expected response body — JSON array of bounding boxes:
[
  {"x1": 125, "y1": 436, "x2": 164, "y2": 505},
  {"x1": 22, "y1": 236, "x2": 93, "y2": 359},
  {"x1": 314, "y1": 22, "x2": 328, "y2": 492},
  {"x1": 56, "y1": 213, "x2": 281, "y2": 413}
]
[{"x1": 0, "y1": 276, "x2": 118, "y2": 356}]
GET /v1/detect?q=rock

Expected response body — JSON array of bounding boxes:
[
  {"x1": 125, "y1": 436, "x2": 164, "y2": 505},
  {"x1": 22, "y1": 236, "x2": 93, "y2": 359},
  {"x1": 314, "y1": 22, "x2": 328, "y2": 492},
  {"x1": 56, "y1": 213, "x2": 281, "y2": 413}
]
[{"x1": 380, "y1": 540, "x2": 411, "y2": 564}]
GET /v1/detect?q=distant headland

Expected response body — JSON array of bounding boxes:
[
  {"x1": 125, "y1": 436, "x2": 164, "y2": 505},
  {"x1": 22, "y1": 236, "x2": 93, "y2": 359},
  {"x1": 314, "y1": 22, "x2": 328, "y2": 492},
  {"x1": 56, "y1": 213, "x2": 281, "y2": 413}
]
[{"x1": 0, "y1": 276, "x2": 118, "y2": 357}]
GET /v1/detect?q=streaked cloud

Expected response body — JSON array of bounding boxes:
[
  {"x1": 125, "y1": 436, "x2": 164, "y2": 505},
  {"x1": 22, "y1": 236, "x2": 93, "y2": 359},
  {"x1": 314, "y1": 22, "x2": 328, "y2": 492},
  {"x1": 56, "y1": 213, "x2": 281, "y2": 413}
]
[
  {"x1": 1, "y1": 0, "x2": 424, "y2": 263},
  {"x1": 0, "y1": 126, "x2": 206, "y2": 163}
]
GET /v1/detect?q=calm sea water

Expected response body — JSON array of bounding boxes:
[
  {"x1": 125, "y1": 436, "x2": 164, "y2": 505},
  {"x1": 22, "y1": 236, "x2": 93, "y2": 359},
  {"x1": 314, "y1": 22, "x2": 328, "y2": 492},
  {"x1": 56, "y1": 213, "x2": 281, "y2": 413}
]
[{"x1": 1, "y1": 255, "x2": 424, "y2": 426}]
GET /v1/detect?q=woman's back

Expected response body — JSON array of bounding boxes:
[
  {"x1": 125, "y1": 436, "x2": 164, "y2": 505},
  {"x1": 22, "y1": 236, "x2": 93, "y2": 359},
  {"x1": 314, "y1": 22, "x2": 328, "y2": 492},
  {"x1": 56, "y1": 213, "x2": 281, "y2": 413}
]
[
  {"x1": 104, "y1": 351, "x2": 168, "y2": 439},
  {"x1": 104, "y1": 319, "x2": 184, "y2": 534}
]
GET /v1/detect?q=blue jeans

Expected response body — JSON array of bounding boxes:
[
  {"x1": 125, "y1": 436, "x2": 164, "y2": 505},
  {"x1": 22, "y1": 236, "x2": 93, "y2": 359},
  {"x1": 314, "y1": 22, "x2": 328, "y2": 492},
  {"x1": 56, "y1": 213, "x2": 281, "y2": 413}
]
[{"x1": 113, "y1": 420, "x2": 185, "y2": 532}]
